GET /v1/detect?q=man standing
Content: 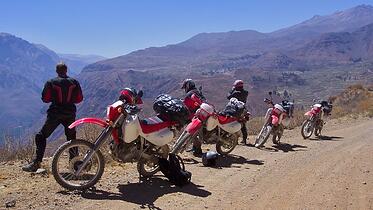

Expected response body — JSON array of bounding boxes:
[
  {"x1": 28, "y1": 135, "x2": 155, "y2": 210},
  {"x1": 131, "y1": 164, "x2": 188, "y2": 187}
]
[
  {"x1": 22, "y1": 63, "x2": 83, "y2": 172},
  {"x1": 227, "y1": 80, "x2": 249, "y2": 145},
  {"x1": 181, "y1": 79, "x2": 205, "y2": 156}
]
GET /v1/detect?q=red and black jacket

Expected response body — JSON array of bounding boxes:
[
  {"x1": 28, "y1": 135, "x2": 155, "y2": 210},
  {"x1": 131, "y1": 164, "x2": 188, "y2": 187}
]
[{"x1": 42, "y1": 75, "x2": 83, "y2": 114}]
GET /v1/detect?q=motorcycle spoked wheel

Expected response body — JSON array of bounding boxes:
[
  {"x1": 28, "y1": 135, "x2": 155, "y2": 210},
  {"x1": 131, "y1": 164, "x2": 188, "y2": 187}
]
[
  {"x1": 272, "y1": 127, "x2": 282, "y2": 145},
  {"x1": 301, "y1": 119, "x2": 314, "y2": 139},
  {"x1": 216, "y1": 131, "x2": 239, "y2": 155},
  {"x1": 315, "y1": 121, "x2": 323, "y2": 137},
  {"x1": 255, "y1": 125, "x2": 272, "y2": 148},
  {"x1": 137, "y1": 158, "x2": 160, "y2": 178},
  {"x1": 52, "y1": 139, "x2": 105, "y2": 191}
]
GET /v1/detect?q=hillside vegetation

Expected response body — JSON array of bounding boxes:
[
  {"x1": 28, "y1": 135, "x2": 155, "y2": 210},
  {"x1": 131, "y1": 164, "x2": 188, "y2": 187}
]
[{"x1": 1, "y1": 84, "x2": 372, "y2": 163}]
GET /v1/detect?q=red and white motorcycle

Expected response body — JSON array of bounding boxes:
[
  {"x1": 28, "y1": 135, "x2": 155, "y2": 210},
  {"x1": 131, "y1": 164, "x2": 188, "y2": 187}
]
[
  {"x1": 51, "y1": 97, "x2": 206, "y2": 190},
  {"x1": 301, "y1": 100, "x2": 332, "y2": 139},
  {"x1": 255, "y1": 92, "x2": 294, "y2": 148},
  {"x1": 197, "y1": 99, "x2": 250, "y2": 155}
]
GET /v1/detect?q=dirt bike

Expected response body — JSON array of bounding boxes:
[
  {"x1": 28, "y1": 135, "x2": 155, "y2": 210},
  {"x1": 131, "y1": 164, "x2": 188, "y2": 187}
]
[
  {"x1": 301, "y1": 100, "x2": 333, "y2": 139},
  {"x1": 197, "y1": 105, "x2": 250, "y2": 155},
  {"x1": 255, "y1": 92, "x2": 294, "y2": 148},
  {"x1": 51, "y1": 98, "x2": 204, "y2": 191}
]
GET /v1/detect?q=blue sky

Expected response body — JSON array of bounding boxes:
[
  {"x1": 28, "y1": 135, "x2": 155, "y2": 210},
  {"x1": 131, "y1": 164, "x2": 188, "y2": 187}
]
[{"x1": 1, "y1": 0, "x2": 373, "y2": 57}]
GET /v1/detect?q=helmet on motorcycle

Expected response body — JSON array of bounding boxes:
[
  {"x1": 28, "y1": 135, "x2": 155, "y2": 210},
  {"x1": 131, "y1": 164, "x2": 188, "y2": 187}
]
[
  {"x1": 119, "y1": 88, "x2": 137, "y2": 104},
  {"x1": 233, "y1": 80, "x2": 244, "y2": 89},
  {"x1": 202, "y1": 151, "x2": 219, "y2": 167},
  {"x1": 181, "y1": 79, "x2": 196, "y2": 93}
]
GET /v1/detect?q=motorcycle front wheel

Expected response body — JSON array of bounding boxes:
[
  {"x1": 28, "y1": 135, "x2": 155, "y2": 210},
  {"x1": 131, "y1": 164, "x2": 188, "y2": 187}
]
[
  {"x1": 52, "y1": 139, "x2": 105, "y2": 191},
  {"x1": 255, "y1": 125, "x2": 272, "y2": 148},
  {"x1": 216, "y1": 132, "x2": 239, "y2": 155},
  {"x1": 301, "y1": 119, "x2": 314, "y2": 139}
]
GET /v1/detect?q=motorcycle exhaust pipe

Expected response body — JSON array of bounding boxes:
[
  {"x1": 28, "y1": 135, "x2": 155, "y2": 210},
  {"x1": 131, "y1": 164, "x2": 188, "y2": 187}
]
[{"x1": 170, "y1": 130, "x2": 192, "y2": 154}]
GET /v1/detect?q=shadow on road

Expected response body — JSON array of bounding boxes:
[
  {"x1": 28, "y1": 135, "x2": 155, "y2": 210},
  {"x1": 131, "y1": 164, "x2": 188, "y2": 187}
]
[
  {"x1": 272, "y1": 143, "x2": 308, "y2": 153},
  {"x1": 76, "y1": 177, "x2": 211, "y2": 209},
  {"x1": 310, "y1": 135, "x2": 344, "y2": 141},
  {"x1": 212, "y1": 154, "x2": 264, "y2": 168}
]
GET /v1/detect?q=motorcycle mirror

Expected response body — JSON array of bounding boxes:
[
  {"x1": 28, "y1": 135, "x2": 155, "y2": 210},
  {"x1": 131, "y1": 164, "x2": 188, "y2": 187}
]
[{"x1": 137, "y1": 90, "x2": 143, "y2": 97}]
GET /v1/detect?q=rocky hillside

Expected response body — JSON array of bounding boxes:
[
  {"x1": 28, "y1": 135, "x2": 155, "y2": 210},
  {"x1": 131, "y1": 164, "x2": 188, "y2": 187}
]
[
  {"x1": 77, "y1": 5, "x2": 373, "y2": 118},
  {"x1": 0, "y1": 33, "x2": 58, "y2": 140},
  {"x1": 0, "y1": 34, "x2": 104, "y2": 141}
]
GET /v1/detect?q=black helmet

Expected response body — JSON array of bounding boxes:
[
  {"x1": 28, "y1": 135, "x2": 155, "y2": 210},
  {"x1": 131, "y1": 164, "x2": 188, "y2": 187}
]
[
  {"x1": 181, "y1": 79, "x2": 196, "y2": 93},
  {"x1": 202, "y1": 151, "x2": 219, "y2": 167}
]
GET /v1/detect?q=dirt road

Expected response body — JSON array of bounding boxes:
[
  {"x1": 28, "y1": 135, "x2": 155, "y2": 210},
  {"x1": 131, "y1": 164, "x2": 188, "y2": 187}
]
[{"x1": 1, "y1": 117, "x2": 372, "y2": 210}]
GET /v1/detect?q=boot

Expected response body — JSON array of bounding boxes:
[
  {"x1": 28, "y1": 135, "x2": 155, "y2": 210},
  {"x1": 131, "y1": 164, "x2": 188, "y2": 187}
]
[
  {"x1": 192, "y1": 146, "x2": 203, "y2": 157},
  {"x1": 22, "y1": 160, "x2": 41, "y2": 172}
]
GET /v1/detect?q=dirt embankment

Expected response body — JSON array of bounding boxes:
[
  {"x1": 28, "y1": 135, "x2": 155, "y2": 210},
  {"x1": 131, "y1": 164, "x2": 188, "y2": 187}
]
[{"x1": 0, "y1": 117, "x2": 372, "y2": 210}]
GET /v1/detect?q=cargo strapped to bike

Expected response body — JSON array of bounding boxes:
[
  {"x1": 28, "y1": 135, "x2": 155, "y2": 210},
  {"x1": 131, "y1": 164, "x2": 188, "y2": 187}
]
[{"x1": 153, "y1": 94, "x2": 190, "y2": 126}]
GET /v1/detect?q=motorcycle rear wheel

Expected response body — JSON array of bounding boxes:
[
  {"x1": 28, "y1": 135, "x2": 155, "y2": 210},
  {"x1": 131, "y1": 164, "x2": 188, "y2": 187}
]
[
  {"x1": 216, "y1": 132, "x2": 239, "y2": 155},
  {"x1": 137, "y1": 159, "x2": 160, "y2": 178},
  {"x1": 301, "y1": 119, "x2": 314, "y2": 139},
  {"x1": 52, "y1": 139, "x2": 105, "y2": 191},
  {"x1": 255, "y1": 125, "x2": 272, "y2": 148}
]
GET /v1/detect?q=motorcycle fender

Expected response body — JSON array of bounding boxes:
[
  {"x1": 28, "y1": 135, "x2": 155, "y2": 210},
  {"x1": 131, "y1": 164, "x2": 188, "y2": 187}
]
[
  {"x1": 219, "y1": 121, "x2": 241, "y2": 133},
  {"x1": 68, "y1": 118, "x2": 107, "y2": 129},
  {"x1": 206, "y1": 116, "x2": 218, "y2": 131},
  {"x1": 186, "y1": 118, "x2": 202, "y2": 135},
  {"x1": 272, "y1": 115, "x2": 279, "y2": 126},
  {"x1": 305, "y1": 111, "x2": 313, "y2": 116},
  {"x1": 142, "y1": 128, "x2": 174, "y2": 146}
]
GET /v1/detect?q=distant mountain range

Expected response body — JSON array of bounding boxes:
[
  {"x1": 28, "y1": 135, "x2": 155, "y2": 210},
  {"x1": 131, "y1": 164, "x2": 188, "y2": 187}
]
[
  {"x1": 1, "y1": 5, "x2": 373, "y2": 142},
  {"x1": 79, "y1": 4, "x2": 373, "y2": 118},
  {"x1": 0, "y1": 34, "x2": 104, "y2": 141}
]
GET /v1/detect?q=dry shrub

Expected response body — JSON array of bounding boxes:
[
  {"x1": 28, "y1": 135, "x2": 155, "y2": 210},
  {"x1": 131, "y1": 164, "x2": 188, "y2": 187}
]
[
  {"x1": 330, "y1": 84, "x2": 373, "y2": 118},
  {"x1": 77, "y1": 124, "x2": 115, "y2": 163},
  {"x1": 0, "y1": 135, "x2": 34, "y2": 162}
]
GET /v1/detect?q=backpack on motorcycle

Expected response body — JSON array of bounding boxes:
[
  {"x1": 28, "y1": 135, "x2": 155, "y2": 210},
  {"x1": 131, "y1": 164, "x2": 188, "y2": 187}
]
[
  {"x1": 153, "y1": 94, "x2": 190, "y2": 126},
  {"x1": 158, "y1": 154, "x2": 192, "y2": 187},
  {"x1": 320, "y1": 101, "x2": 333, "y2": 115},
  {"x1": 220, "y1": 98, "x2": 245, "y2": 118}
]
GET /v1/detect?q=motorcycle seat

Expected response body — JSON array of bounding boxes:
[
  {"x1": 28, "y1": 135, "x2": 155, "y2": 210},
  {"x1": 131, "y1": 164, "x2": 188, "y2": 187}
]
[
  {"x1": 217, "y1": 114, "x2": 237, "y2": 125},
  {"x1": 140, "y1": 116, "x2": 175, "y2": 134}
]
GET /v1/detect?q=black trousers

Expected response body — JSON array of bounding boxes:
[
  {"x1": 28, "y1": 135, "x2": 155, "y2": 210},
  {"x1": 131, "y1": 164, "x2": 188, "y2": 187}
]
[
  {"x1": 241, "y1": 122, "x2": 248, "y2": 143},
  {"x1": 35, "y1": 112, "x2": 76, "y2": 162}
]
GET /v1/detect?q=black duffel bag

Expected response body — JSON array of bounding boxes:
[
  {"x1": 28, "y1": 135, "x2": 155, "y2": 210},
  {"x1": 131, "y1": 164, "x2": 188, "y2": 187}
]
[{"x1": 153, "y1": 94, "x2": 190, "y2": 126}]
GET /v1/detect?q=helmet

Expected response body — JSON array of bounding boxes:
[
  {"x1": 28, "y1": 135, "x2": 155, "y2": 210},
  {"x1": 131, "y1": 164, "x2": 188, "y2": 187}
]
[
  {"x1": 202, "y1": 151, "x2": 219, "y2": 167},
  {"x1": 233, "y1": 80, "x2": 244, "y2": 89},
  {"x1": 181, "y1": 79, "x2": 196, "y2": 93},
  {"x1": 119, "y1": 88, "x2": 137, "y2": 104}
]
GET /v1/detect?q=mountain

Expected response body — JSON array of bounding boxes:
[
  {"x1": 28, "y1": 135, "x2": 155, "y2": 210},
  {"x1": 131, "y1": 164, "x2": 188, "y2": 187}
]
[
  {"x1": 293, "y1": 23, "x2": 373, "y2": 65},
  {"x1": 271, "y1": 4, "x2": 373, "y2": 37},
  {"x1": 58, "y1": 54, "x2": 106, "y2": 75},
  {"x1": 78, "y1": 5, "x2": 373, "y2": 119},
  {"x1": 0, "y1": 33, "x2": 107, "y2": 142},
  {"x1": 0, "y1": 33, "x2": 59, "y2": 140}
]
